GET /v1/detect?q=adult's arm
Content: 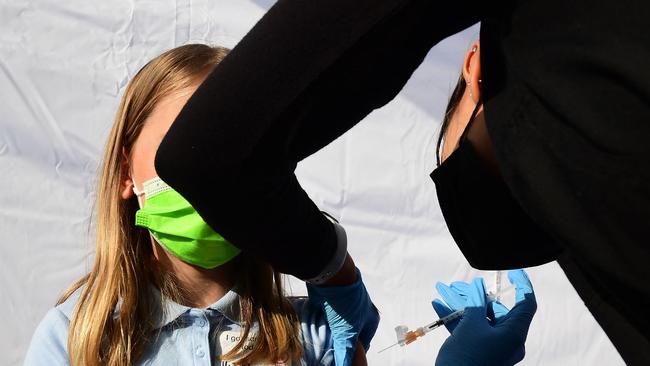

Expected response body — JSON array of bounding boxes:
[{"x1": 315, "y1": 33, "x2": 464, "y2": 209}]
[{"x1": 155, "y1": 0, "x2": 482, "y2": 280}]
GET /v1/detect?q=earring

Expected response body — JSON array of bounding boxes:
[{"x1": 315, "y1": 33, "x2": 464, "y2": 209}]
[{"x1": 471, "y1": 46, "x2": 477, "y2": 53}]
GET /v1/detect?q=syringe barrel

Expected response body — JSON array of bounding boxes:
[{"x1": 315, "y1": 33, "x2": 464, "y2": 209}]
[{"x1": 440, "y1": 309, "x2": 464, "y2": 324}]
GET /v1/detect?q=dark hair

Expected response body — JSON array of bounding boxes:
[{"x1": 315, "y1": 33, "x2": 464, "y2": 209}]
[{"x1": 436, "y1": 75, "x2": 467, "y2": 166}]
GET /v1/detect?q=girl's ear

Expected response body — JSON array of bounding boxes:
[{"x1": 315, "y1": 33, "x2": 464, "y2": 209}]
[
  {"x1": 120, "y1": 147, "x2": 134, "y2": 200},
  {"x1": 461, "y1": 41, "x2": 482, "y2": 104}
]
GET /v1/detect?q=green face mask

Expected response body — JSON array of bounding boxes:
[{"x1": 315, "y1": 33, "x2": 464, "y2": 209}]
[{"x1": 133, "y1": 177, "x2": 240, "y2": 269}]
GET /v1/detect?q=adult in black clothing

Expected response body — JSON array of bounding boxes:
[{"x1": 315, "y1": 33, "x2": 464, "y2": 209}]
[{"x1": 155, "y1": 0, "x2": 650, "y2": 364}]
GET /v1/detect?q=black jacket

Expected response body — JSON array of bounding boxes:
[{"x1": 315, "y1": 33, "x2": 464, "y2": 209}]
[{"x1": 155, "y1": 0, "x2": 650, "y2": 363}]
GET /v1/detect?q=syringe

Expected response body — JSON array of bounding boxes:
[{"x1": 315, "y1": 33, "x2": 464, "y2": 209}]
[
  {"x1": 377, "y1": 309, "x2": 464, "y2": 353},
  {"x1": 377, "y1": 278, "x2": 515, "y2": 353}
]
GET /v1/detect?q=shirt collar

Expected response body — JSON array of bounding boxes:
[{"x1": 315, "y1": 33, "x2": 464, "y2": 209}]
[{"x1": 150, "y1": 285, "x2": 242, "y2": 329}]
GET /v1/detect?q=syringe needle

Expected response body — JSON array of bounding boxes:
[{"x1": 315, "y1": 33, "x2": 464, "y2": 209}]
[
  {"x1": 378, "y1": 310, "x2": 465, "y2": 354},
  {"x1": 377, "y1": 341, "x2": 400, "y2": 354}
]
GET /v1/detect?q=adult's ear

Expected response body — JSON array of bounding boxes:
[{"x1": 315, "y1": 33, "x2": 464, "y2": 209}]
[
  {"x1": 120, "y1": 147, "x2": 134, "y2": 200},
  {"x1": 462, "y1": 41, "x2": 482, "y2": 104}
]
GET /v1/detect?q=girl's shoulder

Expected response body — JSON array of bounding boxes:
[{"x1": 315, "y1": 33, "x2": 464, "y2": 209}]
[
  {"x1": 23, "y1": 287, "x2": 83, "y2": 366},
  {"x1": 55, "y1": 287, "x2": 83, "y2": 320}
]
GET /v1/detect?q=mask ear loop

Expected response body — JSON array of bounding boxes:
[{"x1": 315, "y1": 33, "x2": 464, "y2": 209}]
[
  {"x1": 131, "y1": 177, "x2": 145, "y2": 208},
  {"x1": 130, "y1": 176, "x2": 170, "y2": 256}
]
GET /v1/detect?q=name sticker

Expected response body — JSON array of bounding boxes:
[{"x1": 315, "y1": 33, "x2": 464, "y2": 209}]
[{"x1": 217, "y1": 330, "x2": 288, "y2": 366}]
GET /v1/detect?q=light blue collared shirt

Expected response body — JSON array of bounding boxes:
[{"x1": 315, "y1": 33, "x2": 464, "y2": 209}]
[{"x1": 24, "y1": 287, "x2": 334, "y2": 366}]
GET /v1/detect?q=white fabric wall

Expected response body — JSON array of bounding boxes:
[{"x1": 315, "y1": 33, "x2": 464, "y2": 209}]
[{"x1": 0, "y1": 1, "x2": 624, "y2": 365}]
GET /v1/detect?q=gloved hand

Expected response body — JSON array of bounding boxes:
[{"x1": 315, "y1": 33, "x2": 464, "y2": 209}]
[
  {"x1": 432, "y1": 279, "x2": 510, "y2": 329},
  {"x1": 430, "y1": 269, "x2": 536, "y2": 366},
  {"x1": 307, "y1": 268, "x2": 379, "y2": 366}
]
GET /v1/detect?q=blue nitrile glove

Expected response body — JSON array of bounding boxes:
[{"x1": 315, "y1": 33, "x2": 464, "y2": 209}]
[
  {"x1": 307, "y1": 268, "x2": 379, "y2": 366},
  {"x1": 432, "y1": 279, "x2": 510, "y2": 329},
  {"x1": 430, "y1": 269, "x2": 537, "y2": 366}
]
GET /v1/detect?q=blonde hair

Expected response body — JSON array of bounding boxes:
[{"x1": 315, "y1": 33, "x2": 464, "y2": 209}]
[{"x1": 58, "y1": 44, "x2": 302, "y2": 365}]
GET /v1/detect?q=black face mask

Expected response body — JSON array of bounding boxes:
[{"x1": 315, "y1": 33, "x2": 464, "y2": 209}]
[{"x1": 430, "y1": 106, "x2": 561, "y2": 269}]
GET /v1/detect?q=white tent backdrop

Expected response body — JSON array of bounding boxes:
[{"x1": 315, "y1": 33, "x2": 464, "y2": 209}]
[{"x1": 0, "y1": 1, "x2": 624, "y2": 365}]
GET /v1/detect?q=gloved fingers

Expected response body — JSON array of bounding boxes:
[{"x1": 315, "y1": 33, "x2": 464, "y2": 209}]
[
  {"x1": 452, "y1": 305, "x2": 489, "y2": 334},
  {"x1": 449, "y1": 278, "x2": 489, "y2": 306},
  {"x1": 449, "y1": 281, "x2": 471, "y2": 301},
  {"x1": 496, "y1": 292, "x2": 537, "y2": 336},
  {"x1": 435, "y1": 274, "x2": 535, "y2": 366},
  {"x1": 507, "y1": 269, "x2": 534, "y2": 303},
  {"x1": 432, "y1": 299, "x2": 460, "y2": 333},
  {"x1": 435, "y1": 282, "x2": 468, "y2": 311},
  {"x1": 465, "y1": 277, "x2": 487, "y2": 308},
  {"x1": 489, "y1": 300, "x2": 510, "y2": 321},
  {"x1": 431, "y1": 299, "x2": 454, "y2": 318},
  {"x1": 435, "y1": 277, "x2": 486, "y2": 310},
  {"x1": 449, "y1": 281, "x2": 471, "y2": 293}
]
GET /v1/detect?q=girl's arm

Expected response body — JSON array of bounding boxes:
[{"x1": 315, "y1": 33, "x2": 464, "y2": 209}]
[
  {"x1": 307, "y1": 267, "x2": 379, "y2": 365},
  {"x1": 352, "y1": 340, "x2": 368, "y2": 366},
  {"x1": 24, "y1": 308, "x2": 71, "y2": 366}
]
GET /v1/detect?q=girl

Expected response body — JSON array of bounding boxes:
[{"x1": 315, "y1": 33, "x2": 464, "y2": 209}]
[{"x1": 24, "y1": 44, "x2": 370, "y2": 366}]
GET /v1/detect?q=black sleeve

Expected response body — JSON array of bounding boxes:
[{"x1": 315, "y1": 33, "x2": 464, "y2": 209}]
[
  {"x1": 480, "y1": 0, "x2": 650, "y2": 363},
  {"x1": 156, "y1": 0, "x2": 650, "y2": 361},
  {"x1": 154, "y1": 0, "x2": 481, "y2": 279}
]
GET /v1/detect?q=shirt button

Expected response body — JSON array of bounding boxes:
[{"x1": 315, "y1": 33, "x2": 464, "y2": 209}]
[
  {"x1": 198, "y1": 319, "x2": 207, "y2": 327},
  {"x1": 196, "y1": 348, "x2": 205, "y2": 358}
]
